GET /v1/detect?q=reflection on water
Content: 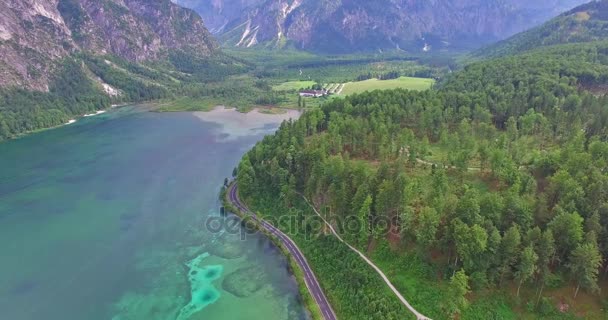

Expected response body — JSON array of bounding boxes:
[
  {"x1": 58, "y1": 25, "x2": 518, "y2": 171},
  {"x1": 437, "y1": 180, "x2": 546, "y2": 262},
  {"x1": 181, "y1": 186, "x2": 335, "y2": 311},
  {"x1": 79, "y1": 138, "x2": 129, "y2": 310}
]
[{"x1": 194, "y1": 107, "x2": 300, "y2": 140}]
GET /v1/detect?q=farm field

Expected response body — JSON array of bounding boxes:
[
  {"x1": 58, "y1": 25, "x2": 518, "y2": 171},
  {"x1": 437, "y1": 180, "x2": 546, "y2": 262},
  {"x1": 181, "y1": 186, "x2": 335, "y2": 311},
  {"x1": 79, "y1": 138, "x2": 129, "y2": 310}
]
[{"x1": 340, "y1": 76, "x2": 434, "y2": 95}]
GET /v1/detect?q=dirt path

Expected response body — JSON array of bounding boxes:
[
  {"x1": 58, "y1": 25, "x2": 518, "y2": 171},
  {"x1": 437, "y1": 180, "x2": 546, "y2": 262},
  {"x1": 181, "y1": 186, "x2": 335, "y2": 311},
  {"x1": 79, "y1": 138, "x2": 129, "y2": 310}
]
[{"x1": 301, "y1": 196, "x2": 432, "y2": 320}]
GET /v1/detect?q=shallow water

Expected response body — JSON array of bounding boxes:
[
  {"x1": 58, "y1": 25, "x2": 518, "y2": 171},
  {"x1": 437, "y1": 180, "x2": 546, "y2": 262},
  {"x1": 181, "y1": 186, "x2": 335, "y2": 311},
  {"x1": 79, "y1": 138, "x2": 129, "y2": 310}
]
[{"x1": 0, "y1": 106, "x2": 306, "y2": 320}]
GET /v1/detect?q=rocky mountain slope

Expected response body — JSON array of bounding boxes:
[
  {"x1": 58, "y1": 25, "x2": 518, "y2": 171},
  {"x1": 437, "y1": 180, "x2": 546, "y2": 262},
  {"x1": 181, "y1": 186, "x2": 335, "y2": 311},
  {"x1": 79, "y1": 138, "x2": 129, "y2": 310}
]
[
  {"x1": 476, "y1": 0, "x2": 608, "y2": 57},
  {"x1": 178, "y1": 0, "x2": 588, "y2": 53},
  {"x1": 173, "y1": 0, "x2": 264, "y2": 33},
  {"x1": 0, "y1": 0, "x2": 217, "y2": 90}
]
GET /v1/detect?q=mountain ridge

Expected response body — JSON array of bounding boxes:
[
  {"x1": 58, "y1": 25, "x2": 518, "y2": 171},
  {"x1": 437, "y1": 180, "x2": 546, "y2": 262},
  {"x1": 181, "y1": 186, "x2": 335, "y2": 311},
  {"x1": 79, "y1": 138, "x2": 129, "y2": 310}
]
[
  {"x1": 178, "y1": 0, "x2": 589, "y2": 53},
  {"x1": 476, "y1": 0, "x2": 608, "y2": 57},
  {"x1": 0, "y1": 0, "x2": 217, "y2": 91}
]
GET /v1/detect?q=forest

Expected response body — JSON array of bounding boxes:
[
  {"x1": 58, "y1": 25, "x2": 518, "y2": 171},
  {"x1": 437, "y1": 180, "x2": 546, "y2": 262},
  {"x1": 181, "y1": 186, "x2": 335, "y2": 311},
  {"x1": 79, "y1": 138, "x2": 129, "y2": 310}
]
[
  {"x1": 0, "y1": 59, "x2": 110, "y2": 141},
  {"x1": 237, "y1": 41, "x2": 608, "y2": 319}
]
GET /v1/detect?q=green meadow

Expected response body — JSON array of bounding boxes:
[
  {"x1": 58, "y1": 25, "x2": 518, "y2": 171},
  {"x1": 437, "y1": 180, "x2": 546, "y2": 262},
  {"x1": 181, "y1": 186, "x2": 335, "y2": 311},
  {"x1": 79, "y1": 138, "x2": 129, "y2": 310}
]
[{"x1": 340, "y1": 76, "x2": 435, "y2": 95}]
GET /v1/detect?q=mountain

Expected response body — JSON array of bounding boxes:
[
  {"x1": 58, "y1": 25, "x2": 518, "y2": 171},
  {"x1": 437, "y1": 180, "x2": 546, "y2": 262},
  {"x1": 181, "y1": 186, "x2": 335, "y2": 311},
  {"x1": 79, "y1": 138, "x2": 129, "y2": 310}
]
[
  {"x1": 477, "y1": 0, "x2": 608, "y2": 57},
  {"x1": 0, "y1": 0, "x2": 233, "y2": 141},
  {"x1": 173, "y1": 0, "x2": 264, "y2": 33},
  {"x1": 0, "y1": 0, "x2": 217, "y2": 90},
  {"x1": 177, "y1": 0, "x2": 588, "y2": 53}
]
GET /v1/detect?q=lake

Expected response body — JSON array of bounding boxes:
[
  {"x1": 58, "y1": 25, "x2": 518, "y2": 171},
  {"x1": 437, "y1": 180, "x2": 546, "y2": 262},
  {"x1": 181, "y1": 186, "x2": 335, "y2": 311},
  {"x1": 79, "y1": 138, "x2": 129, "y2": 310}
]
[{"x1": 0, "y1": 106, "x2": 306, "y2": 320}]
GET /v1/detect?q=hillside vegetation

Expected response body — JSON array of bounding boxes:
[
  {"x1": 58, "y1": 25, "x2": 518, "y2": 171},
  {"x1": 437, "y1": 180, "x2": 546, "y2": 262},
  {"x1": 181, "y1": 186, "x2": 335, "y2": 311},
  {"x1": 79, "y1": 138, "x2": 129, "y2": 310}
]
[
  {"x1": 0, "y1": 52, "x2": 249, "y2": 141},
  {"x1": 477, "y1": 0, "x2": 608, "y2": 57},
  {"x1": 237, "y1": 41, "x2": 608, "y2": 319}
]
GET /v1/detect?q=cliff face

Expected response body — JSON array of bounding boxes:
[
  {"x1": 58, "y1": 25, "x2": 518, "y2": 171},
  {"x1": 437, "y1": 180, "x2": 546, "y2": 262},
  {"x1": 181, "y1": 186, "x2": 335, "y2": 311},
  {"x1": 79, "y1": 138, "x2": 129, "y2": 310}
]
[
  {"x1": 65, "y1": 0, "x2": 217, "y2": 61},
  {"x1": 182, "y1": 0, "x2": 588, "y2": 53},
  {"x1": 0, "y1": 0, "x2": 217, "y2": 90},
  {"x1": 0, "y1": 0, "x2": 75, "y2": 90},
  {"x1": 174, "y1": 0, "x2": 264, "y2": 33}
]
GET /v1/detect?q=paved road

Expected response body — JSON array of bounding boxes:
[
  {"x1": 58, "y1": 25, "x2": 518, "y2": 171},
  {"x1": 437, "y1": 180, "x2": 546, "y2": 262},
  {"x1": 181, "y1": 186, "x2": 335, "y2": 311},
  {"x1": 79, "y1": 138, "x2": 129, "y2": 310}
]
[{"x1": 228, "y1": 184, "x2": 337, "y2": 320}]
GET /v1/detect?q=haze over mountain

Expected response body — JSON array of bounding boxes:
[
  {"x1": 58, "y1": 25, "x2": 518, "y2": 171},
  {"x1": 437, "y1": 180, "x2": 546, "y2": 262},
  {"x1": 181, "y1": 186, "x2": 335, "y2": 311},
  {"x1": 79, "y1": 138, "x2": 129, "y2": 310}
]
[
  {"x1": 176, "y1": 0, "x2": 588, "y2": 53},
  {"x1": 477, "y1": 0, "x2": 608, "y2": 57},
  {"x1": 173, "y1": 0, "x2": 263, "y2": 33},
  {"x1": 0, "y1": 0, "x2": 217, "y2": 90}
]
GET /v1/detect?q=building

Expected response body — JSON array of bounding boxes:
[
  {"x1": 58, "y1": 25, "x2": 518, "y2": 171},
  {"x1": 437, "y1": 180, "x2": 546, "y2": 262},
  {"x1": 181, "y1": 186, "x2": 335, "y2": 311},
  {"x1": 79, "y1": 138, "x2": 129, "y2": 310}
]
[{"x1": 299, "y1": 90, "x2": 326, "y2": 98}]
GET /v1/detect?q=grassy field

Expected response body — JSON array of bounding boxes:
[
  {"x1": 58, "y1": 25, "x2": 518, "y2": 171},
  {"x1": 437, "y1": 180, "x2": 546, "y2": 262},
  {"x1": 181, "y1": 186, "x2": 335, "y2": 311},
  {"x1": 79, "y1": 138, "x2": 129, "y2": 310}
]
[
  {"x1": 340, "y1": 76, "x2": 435, "y2": 95},
  {"x1": 273, "y1": 80, "x2": 317, "y2": 91}
]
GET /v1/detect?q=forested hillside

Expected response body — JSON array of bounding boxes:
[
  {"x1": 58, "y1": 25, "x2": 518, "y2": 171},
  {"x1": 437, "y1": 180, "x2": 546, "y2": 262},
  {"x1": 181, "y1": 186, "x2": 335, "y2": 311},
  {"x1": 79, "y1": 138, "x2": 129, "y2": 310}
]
[
  {"x1": 478, "y1": 0, "x2": 608, "y2": 57},
  {"x1": 237, "y1": 41, "x2": 608, "y2": 319}
]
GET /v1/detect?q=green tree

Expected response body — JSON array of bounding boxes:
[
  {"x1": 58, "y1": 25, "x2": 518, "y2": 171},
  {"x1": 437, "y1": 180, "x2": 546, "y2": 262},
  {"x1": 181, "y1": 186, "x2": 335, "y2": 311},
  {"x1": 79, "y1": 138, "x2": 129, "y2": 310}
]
[
  {"x1": 375, "y1": 179, "x2": 395, "y2": 221},
  {"x1": 453, "y1": 219, "x2": 488, "y2": 272},
  {"x1": 357, "y1": 195, "x2": 373, "y2": 246},
  {"x1": 548, "y1": 210, "x2": 584, "y2": 264},
  {"x1": 499, "y1": 224, "x2": 521, "y2": 285},
  {"x1": 516, "y1": 245, "x2": 538, "y2": 297},
  {"x1": 536, "y1": 230, "x2": 556, "y2": 303},
  {"x1": 480, "y1": 193, "x2": 504, "y2": 225},
  {"x1": 237, "y1": 155, "x2": 256, "y2": 196},
  {"x1": 507, "y1": 116, "x2": 519, "y2": 141},
  {"x1": 548, "y1": 170, "x2": 584, "y2": 210},
  {"x1": 444, "y1": 269, "x2": 471, "y2": 318},
  {"x1": 280, "y1": 174, "x2": 297, "y2": 207},
  {"x1": 456, "y1": 187, "x2": 482, "y2": 225},
  {"x1": 416, "y1": 207, "x2": 440, "y2": 250},
  {"x1": 569, "y1": 243, "x2": 602, "y2": 299}
]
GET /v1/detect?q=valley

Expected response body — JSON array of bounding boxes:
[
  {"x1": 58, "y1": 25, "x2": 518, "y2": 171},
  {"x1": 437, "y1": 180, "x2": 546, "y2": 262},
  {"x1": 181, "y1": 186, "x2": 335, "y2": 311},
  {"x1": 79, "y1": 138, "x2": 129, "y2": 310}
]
[{"x1": 2, "y1": 0, "x2": 608, "y2": 320}]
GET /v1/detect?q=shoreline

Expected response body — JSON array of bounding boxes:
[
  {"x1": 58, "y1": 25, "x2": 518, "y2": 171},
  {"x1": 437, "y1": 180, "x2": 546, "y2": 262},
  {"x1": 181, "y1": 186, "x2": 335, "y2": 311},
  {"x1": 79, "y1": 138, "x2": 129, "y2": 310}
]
[
  {"x1": 3, "y1": 105, "x2": 125, "y2": 143},
  {"x1": 83, "y1": 110, "x2": 107, "y2": 117},
  {"x1": 221, "y1": 183, "x2": 324, "y2": 320}
]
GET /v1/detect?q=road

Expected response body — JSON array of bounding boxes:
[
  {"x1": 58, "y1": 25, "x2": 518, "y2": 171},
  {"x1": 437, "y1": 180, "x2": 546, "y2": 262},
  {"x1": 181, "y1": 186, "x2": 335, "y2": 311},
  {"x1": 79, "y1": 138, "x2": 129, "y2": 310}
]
[
  {"x1": 227, "y1": 184, "x2": 337, "y2": 320},
  {"x1": 300, "y1": 196, "x2": 432, "y2": 320}
]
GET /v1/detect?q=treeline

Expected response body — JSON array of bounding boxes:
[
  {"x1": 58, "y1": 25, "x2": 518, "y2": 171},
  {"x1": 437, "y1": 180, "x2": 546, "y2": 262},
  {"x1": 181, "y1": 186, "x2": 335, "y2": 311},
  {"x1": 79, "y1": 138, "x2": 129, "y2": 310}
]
[
  {"x1": 168, "y1": 50, "x2": 250, "y2": 82},
  {"x1": 285, "y1": 56, "x2": 417, "y2": 70},
  {"x1": 356, "y1": 71, "x2": 401, "y2": 81},
  {"x1": 238, "y1": 42, "x2": 608, "y2": 318}
]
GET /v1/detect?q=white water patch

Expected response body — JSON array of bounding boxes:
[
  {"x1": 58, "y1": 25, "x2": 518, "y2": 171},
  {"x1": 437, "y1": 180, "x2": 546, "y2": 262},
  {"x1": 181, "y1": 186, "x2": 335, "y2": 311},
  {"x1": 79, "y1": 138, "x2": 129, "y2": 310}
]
[
  {"x1": 83, "y1": 110, "x2": 107, "y2": 117},
  {"x1": 176, "y1": 252, "x2": 223, "y2": 320},
  {"x1": 193, "y1": 107, "x2": 300, "y2": 141}
]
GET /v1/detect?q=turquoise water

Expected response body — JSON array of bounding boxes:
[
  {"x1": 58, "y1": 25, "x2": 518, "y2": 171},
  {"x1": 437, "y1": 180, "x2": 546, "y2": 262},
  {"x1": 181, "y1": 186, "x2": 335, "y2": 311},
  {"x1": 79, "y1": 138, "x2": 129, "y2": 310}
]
[{"x1": 0, "y1": 106, "x2": 306, "y2": 320}]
